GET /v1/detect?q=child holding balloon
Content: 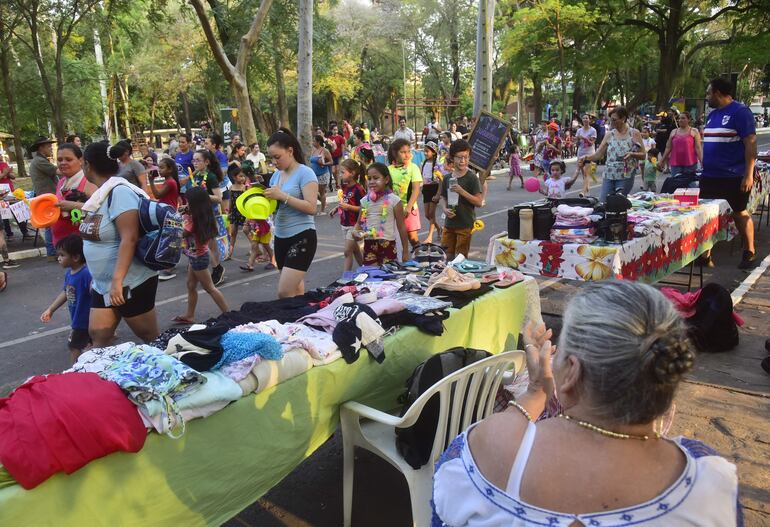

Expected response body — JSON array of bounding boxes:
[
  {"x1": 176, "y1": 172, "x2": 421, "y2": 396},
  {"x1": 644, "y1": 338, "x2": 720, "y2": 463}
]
[{"x1": 526, "y1": 160, "x2": 578, "y2": 199}]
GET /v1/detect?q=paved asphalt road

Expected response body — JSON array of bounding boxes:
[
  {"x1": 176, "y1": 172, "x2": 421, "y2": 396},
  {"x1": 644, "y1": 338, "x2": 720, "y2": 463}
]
[{"x1": 1, "y1": 132, "x2": 769, "y2": 394}]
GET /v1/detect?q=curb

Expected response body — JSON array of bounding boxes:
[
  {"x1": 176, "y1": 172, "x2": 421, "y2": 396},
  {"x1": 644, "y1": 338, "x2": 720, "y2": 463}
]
[{"x1": 7, "y1": 247, "x2": 47, "y2": 262}]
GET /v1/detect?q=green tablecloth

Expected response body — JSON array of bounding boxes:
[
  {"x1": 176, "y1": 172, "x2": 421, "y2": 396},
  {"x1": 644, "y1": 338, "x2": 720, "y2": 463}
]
[{"x1": 0, "y1": 282, "x2": 528, "y2": 526}]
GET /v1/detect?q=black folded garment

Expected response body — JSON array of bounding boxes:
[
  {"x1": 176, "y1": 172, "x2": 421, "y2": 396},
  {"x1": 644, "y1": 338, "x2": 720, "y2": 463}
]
[
  {"x1": 378, "y1": 310, "x2": 449, "y2": 336},
  {"x1": 428, "y1": 283, "x2": 493, "y2": 309},
  {"x1": 239, "y1": 291, "x2": 325, "y2": 324}
]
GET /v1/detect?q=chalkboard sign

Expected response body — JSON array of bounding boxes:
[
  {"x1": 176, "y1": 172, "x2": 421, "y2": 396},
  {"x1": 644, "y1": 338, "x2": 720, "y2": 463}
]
[{"x1": 467, "y1": 111, "x2": 511, "y2": 180}]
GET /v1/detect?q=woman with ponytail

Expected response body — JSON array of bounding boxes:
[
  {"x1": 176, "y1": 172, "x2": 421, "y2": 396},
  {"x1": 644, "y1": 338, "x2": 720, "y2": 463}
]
[
  {"x1": 72, "y1": 141, "x2": 160, "y2": 346},
  {"x1": 263, "y1": 128, "x2": 319, "y2": 298},
  {"x1": 110, "y1": 140, "x2": 147, "y2": 190}
]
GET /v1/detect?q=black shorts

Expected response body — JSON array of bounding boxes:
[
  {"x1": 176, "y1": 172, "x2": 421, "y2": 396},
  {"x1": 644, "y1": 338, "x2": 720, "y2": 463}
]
[
  {"x1": 91, "y1": 275, "x2": 159, "y2": 318},
  {"x1": 699, "y1": 177, "x2": 750, "y2": 213},
  {"x1": 274, "y1": 229, "x2": 317, "y2": 272},
  {"x1": 68, "y1": 328, "x2": 91, "y2": 351},
  {"x1": 422, "y1": 183, "x2": 440, "y2": 203},
  {"x1": 332, "y1": 156, "x2": 342, "y2": 166}
]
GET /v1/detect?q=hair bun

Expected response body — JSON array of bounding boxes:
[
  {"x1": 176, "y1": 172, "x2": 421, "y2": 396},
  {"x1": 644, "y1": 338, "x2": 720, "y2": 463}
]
[
  {"x1": 106, "y1": 144, "x2": 118, "y2": 160},
  {"x1": 648, "y1": 336, "x2": 694, "y2": 385}
]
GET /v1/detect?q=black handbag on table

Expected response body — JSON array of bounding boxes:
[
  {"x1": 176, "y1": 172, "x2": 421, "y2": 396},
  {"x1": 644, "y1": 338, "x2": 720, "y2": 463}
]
[{"x1": 508, "y1": 200, "x2": 555, "y2": 240}]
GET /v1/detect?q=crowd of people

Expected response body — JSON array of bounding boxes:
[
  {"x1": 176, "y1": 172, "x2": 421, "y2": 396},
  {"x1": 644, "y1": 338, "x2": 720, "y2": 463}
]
[
  {"x1": 0, "y1": 77, "x2": 761, "y2": 527},
  {"x1": 0, "y1": 114, "x2": 491, "y2": 362}
]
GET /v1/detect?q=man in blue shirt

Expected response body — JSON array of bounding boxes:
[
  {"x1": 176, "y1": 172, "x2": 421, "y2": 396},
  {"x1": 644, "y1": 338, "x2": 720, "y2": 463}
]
[
  {"x1": 701, "y1": 77, "x2": 757, "y2": 269},
  {"x1": 175, "y1": 133, "x2": 195, "y2": 196}
]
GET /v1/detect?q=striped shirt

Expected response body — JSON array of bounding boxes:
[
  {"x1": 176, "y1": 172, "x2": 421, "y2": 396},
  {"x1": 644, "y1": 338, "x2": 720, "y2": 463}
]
[{"x1": 702, "y1": 101, "x2": 755, "y2": 179}]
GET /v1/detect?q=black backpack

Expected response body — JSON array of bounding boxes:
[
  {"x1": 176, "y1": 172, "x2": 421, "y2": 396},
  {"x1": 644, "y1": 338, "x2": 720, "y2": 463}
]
[
  {"x1": 395, "y1": 347, "x2": 491, "y2": 469},
  {"x1": 686, "y1": 283, "x2": 739, "y2": 353}
]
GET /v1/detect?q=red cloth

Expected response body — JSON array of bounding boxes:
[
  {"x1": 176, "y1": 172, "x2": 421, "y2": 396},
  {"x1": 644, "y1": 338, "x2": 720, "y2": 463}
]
[
  {"x1": 51, "y1": 175, "x2": 89, "y2": 244},
  {"x1": 0, "y1": 372, "x2": 146, "y2": 489},
  {"x1": 661, "y1": 286, "x2": 744, "y2": 326},
  {"x1": 661, "y1": 287, "x2": 702, "y2": 318}
]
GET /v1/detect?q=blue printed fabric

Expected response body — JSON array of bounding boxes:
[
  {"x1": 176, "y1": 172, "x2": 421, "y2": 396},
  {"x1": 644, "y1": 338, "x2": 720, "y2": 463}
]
[{"x1": 100, "y1": 347, "x2": 206, "y2": 438}]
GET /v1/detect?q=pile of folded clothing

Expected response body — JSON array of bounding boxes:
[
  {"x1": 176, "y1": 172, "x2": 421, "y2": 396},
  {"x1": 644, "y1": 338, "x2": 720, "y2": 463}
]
[
  {"x1": 1, "y1": 255, "x2": 520, "y2": 489},
  {"x1": 627, "y1": 210, "x2": 665, "y2": 237},
  {"x1": 550, "y1": 204, "x2": 597, "y2": 243}
]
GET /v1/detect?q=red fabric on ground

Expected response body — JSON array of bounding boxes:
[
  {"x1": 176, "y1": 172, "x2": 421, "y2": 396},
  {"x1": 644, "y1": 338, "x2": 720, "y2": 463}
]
[{"x1": 0, "y1": 372, "x2": 146, "y2": 489}]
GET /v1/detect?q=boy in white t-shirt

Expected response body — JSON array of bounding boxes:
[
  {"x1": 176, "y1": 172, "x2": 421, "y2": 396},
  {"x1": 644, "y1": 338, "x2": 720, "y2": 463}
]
[{"x1": 540, "y1": 160, "x2": 578, "y2": 199}]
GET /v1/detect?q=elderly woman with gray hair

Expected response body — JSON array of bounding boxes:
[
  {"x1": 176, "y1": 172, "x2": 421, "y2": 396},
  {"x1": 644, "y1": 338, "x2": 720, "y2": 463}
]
[{"x1": 433, "y1": 280, "x2": 741, "y2": 526}]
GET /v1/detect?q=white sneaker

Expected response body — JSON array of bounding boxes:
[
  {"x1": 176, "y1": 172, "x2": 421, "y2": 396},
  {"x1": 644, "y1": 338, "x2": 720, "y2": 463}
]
[{"x1": 158, "y1": 271, "x2": 176, "y2": 281}]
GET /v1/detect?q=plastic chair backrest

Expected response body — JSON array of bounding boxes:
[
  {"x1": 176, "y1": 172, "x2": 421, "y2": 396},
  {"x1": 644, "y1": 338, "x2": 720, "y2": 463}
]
[{"x1": 397, "y1": 351, "x2": 524, "y2": 466}]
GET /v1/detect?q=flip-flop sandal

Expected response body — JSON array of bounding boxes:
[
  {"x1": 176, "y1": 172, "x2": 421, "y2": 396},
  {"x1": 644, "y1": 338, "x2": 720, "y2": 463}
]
[
  {"x1": 493, "y1": 270, "x2": 525, "y2": 289},
  {"x1": 0, "y1": 272, "x2": 6, "y2": 293},
  {"x1": 264, "y1": 263, "x2": 276, "y2": 270},
  {"x1": 172, "y1": 316, "x2": 195, "y2": 324},
  {"x1": 480, "y1": 273, "x2": 500, "y2": 284},
  {"x1": 240, "y1": 265, "x2": 254, "y2": 272}
]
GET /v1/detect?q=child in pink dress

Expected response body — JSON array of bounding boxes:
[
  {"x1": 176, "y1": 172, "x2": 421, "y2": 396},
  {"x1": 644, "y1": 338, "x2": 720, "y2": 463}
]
[{"x1": 507, "y1": 144, "x2": 523, "y2": 190}]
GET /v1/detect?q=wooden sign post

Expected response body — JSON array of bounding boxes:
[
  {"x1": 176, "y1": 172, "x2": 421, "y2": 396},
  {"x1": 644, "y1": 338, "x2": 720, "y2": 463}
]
[{"x1": 467, "y1": 111, "x2": 511, "y2": 184}]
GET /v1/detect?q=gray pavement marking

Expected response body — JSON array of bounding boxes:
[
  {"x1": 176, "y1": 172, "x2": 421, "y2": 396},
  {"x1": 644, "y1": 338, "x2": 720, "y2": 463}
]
[{"x1": 731, "y1": 250, "x2": 770, "y2": 306}]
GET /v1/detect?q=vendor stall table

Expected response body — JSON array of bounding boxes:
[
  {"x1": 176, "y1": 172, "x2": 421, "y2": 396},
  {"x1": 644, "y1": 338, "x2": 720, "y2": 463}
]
[
  {"x1": 748, "y1": 167, "x2": 769, "y2": 229},
  {"x1": 0, "y1": 279, "x2": 538, "y2": 526},
  {"x1": 487, "y1": 199, "x2": 735, "y2": 283}
]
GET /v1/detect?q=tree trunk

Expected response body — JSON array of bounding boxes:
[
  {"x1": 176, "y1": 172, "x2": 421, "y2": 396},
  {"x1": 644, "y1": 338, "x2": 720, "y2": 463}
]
[
  {"x1": 449, "y1": 8, "x2": 461, "y2": 120},
  {"x1": 473, "y1": 0, "x2": 495, "y2": 115},
  {"x1": 253, "y1": 106, "x2": 270, "y2": 137},
  {"x1": 28, "y1": 17, "x2": 65, "y2": 141},
  {"x1": 0, "y1": 44, "x2": 26, "y2": 178},
  {"x1": 149, "y1": 94, "x2": 157, "y2": 143},
  {"x1": 53, "y1": 46, "x2": 67, "y2": 140},
  {"x1": 274, "y1": 55, "x2": 289, "y2": 128},
  {"x1": 93, "y1": 29, "x2": 111, "y2": 139},
  {"x1": 532, "y1": 72, "x2": 543, "y2": 124},
  {"x1": 109, "y1": 77, "x2": 120, "y2": 138},
  {"x1": 296, "y1": 0, "x2": 313, "y2": 160},
  {"x1": 190, "y1": 0, "x2": 273, "y2": 144},
  {"x1": 117, "y1": 75, "x2": 131, "y2": 138},
  {"x1": 572, "y1": 79, "x2": 583, "y2": 115},
  {"x1": 517, "y1": 76, "x2": 525, "y2": 128},
  {"x1": 180, "y1": 91, "x2": 192, "y2": 136},
  {"x1": 557, "y1": 29, "x2": 568, "y2": 125},
  {"x1": 655, "y1": 0, "x2": 684, "y2": 110},
  {"x1": 231, "y1": 74, "x2": 259, "y2": 146},
  {"x1": 593, "y1": 70, "x2": 609, "y2": 111}
]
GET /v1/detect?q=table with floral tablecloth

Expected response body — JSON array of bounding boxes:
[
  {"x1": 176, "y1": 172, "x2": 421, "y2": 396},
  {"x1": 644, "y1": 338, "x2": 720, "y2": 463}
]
[
  {"x1": 747, "y1": 166, "x2": 769, "y2": 216},
  {"x1": 487, "y1": 199, "x2": 735, "y2": 283}
]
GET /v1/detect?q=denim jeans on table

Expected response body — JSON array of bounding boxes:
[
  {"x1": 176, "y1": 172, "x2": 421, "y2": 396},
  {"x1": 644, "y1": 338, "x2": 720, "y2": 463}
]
[
  {"x1": 43, "y1": 227, "x2": 55, "y2": 256},
  {"x1": 670, "y1": 163, "x2": 699, "y2": 178},
  {"x1": 600, "y1": 173, "x2": 635, "y2": 202}
]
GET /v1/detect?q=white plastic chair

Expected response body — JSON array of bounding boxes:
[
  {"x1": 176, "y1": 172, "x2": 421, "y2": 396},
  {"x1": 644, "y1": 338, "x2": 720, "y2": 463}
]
[{"x1": 340, "y1": 350, "x2": 525, "y2": 527}]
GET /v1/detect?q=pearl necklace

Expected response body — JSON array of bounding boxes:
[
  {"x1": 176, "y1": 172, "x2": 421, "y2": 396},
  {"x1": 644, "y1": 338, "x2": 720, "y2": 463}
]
[{"x1": 559, "y1": 414, "x2": 659, "y2": 441}]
